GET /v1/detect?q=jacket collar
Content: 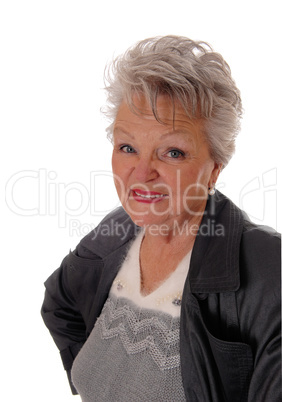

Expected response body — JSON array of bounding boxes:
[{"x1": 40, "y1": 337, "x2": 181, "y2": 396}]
[
  {"x1": 188, "y1": 191, "x2": 245, "y2": 293},
  {"x1": 82, "y1": 207, "x2": 141, "y2": 258},
  {"x1": 82, "y1": 191, "x2": 245, "y2": 294}
]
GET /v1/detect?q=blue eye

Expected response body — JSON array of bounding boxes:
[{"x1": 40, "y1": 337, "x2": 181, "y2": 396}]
[
  {"x1": 168, "y1": 149, "x2": 185, "y2": 158},
  {"x1": 120, "y1": 145, "x2": 136, "y2": 153}
]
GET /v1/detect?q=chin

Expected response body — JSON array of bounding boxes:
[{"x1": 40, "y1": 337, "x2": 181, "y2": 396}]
[
  {"x1": 121, "y1": 198, "x2": 178, "y2": 229},
  {"x1": 125, "y1": 208, "x2": 172, "y2": 230}
]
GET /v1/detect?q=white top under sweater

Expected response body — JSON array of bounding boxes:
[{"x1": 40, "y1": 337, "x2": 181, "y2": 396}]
[{"x1": 71, "y1": 231, "x2": 191, "y2": 401}]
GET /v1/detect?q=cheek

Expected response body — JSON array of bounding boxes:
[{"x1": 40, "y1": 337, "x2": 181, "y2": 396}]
[
  {"x1": 178, "y1": 167, "x2": 200, "y2": 189},
  {"x1": 189, "y1": 161, "x2": 213, "y2": 185},
  {"x1": 112, "y1": 155, "x2": 123, "y2": 192},
  {"x1": 177, "y1": 166, "x2": 210, "y2": 200},
  {"x1": 112, "y1": 153, "x2": 131, "y2": 174},
  {"x1": 112, "y1": 155, "x2": 125, "y2": 182},
  {"x1": 111, "y1": 152, "x2": 120, "y2": 174},
  {"x1": 112, "y1": 154, "x2": 133, "y2": 203}
]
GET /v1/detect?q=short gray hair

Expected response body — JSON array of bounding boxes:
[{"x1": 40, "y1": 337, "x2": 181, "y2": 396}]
[{"x1": 103, "y1": 35, "x2": 243, "y2": 167}]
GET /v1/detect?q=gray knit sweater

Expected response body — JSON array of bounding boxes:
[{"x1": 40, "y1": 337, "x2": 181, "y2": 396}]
[{"x1": 71, "y1": 232, "x2": 191, "y2": 401}]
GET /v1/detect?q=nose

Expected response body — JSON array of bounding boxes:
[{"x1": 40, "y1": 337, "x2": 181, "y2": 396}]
[{"x1": 134, "y1": 155, "x2": 159, "y2": 183}]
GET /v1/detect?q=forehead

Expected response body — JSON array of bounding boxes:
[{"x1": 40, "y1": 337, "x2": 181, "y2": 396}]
[{"x1": 113, "y1": 95, "x2": 203, "y2": 137}]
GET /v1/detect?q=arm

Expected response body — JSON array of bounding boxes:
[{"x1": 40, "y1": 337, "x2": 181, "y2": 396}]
[
  {"x1": 41, "y1": 254, "x2": 87, "y2": 394},
  {"x1": 238, "y1": 227, "x2": 281, "y2": 401},
  {"x1": 41, "y1": 208, "x2": 134, "y2": 394}
]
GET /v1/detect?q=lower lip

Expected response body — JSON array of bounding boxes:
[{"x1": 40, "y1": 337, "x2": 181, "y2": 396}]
[{"x1": 131, "y1": 190, "x2": 167, "y2": 204}]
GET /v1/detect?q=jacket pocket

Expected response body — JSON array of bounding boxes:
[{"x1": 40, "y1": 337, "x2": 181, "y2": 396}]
[
  {"x1": 207, "y1": 329, "x2": 253, "y2": 402},
  {"x1": 181, "y1": 293, "x2": 253, "y2": 402}
]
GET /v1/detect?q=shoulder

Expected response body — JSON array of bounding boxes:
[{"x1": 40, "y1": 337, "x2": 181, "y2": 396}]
[
  {"x1": 75, "y1": 207, "x2": 139, "y2": 259},
  {"x1": 55, "y1": 208, "x2": 138, "y2": 313},
  {"x1": 241, "y1": 218, "x2": 280, "y2": 267},
  {"x1": 212, "y1": 190, "x2": 280, "y2": 265},
  {"x1": 237, "y1": 218, "x2": 281, "y2": 306}
]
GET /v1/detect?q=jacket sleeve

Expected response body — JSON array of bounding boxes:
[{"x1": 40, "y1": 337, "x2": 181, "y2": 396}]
[
  {"x1": 239, "y1": 227, "x2": 281, "y2": 401},
  {"x1": 41, "y1": 208, "x2": 132, "y2": 395},
  {"x1": 41, "y1": 252, "x2": 88, "y2": 394},
  {"x1": 41, "y1": 238, "x2": 107, "y2": 396}
]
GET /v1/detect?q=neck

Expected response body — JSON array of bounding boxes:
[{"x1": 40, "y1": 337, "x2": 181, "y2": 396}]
[
  {"x1": 139, "y1": 213, "x2": 202, "y2": 295},
  {"x1": 143, "y1": 212, "x2": 203, "y2": 245}
]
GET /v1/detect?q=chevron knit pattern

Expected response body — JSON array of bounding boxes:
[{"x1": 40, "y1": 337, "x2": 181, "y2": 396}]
[
  {"x1": 99, "y1": 296, "x2": 180, "y2": 371},
  {"x1": 71, "y1": 295, "x2": 186, "y2": 401}
]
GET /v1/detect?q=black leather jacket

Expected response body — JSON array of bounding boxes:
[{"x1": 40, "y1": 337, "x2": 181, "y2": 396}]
[{"x1": 41, "y1": 191, "x2": 281, "y2": 401}]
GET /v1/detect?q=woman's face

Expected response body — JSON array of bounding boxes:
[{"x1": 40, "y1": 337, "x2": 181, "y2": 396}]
[{"x1": 112, "y1": 95, "x2": 221, "y2": 229}]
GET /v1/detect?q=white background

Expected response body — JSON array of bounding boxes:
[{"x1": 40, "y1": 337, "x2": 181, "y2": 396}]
[{"x1": 1, "y1": 1, "x2": 281, "y2": 400}]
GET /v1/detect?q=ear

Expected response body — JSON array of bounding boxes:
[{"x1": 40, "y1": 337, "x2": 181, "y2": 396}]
[{"x1": 209, "y1": 162, "x2": 222, "y2": 188}]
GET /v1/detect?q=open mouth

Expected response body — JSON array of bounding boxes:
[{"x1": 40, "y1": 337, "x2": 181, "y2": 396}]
[{"x1": 131, "y1": 188, "x2": 168, "y2": 203}]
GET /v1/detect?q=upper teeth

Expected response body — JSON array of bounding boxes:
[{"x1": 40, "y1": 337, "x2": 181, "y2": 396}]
[{"x1": 134, "y1": 191, "x2": 166, "y2": 199}]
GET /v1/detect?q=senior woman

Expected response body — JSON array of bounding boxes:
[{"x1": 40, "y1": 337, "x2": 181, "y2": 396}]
[{"x1": 41, "y1": 36, "x2": 281, "y2": 401}]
